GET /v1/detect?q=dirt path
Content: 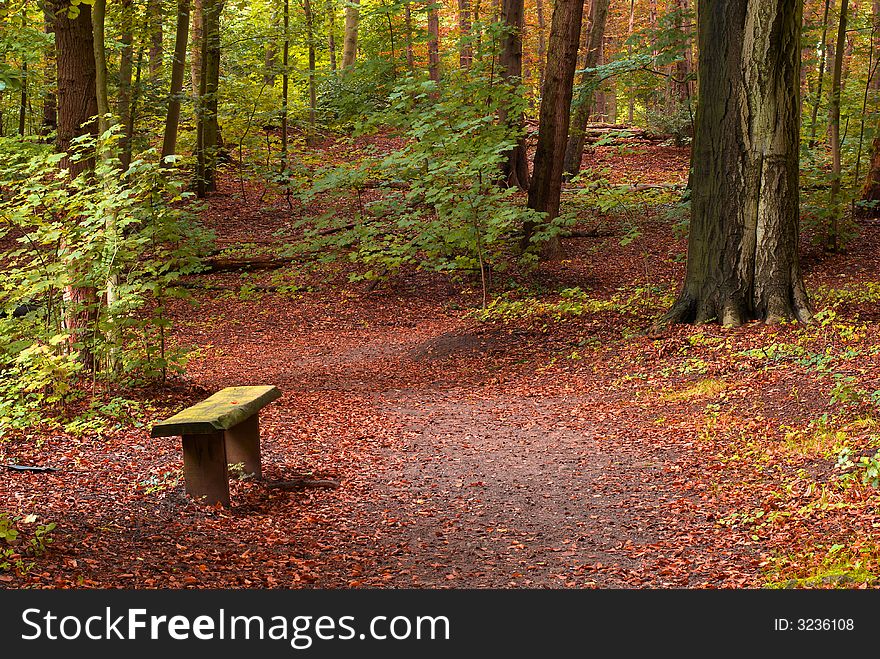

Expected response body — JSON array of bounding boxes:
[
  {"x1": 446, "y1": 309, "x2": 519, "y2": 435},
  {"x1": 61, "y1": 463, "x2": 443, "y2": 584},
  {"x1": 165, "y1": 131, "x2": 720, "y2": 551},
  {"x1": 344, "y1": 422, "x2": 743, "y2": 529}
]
[{"x1": 166, "y1": 283, "x2": 761, "y2": 588}]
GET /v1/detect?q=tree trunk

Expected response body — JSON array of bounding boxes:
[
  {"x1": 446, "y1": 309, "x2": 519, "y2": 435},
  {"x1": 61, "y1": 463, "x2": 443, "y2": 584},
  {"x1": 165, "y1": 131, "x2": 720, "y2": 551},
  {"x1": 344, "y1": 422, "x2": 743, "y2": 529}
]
[
  {"x1": 428, "y1": 5, "x2": 441, "y2": 83},
  {"x1": 161, "y1": 0, "x2": 190, "y2": 163},
  {"x1": 404, "y1": 3, "x2": 415, "y2": 71},
  {"x1": 458, "y1": 0, "x2": 473, "y2": 68},
  {"x1": 499, "y1": 0, "x2": 529, "y2": 190},
  {"x1": 196, "y1": 0, "x2": 222, "y2": 197},
  {"x1": 661, "y1": 0, "x2": 811, "y2": 327},
  {"x1": 562, "y1": 0, "x2": 610, "y2": 179},
  {"x1": 190, "y1": 0, "x2": 204, "y2": 94},
  {"x1": 327, "y1": 0, "x2": 338, "y2": 72},
  {"x1": 281, "y1": 0, "x2": 289, "y2": 171},
  {"x1": 808, "y1": 0, "x2": 831, "y2": 148},
  {"x1": 117, "y1": 0, "x2": 134, "y2": 167},
  {"x1": 52, "y1": 0, "x2": 100, "y2": 369},
  {"x1": 41, "y1": 6, "x2": 57, "y2": 139},
  {"x1": 148, "y1": 0, "x2": 163, "y2": 78},
  {"x1": 826, "y1": 0, "x2": 848, "y2": 253},
  {"x1": 92, "y1": 0, "x2": 112, "y2": 138},
  {"x1": 303, "y1": 0, "x2": 317, "y2": 144},
  {"x1": 672, "y1": 0, "x2": 694, "y2": 102},
  {"x1": 341, "y1": 0, "x2": 360, "y2": 69},
  {"x1": 524, "y1": 0, "x2": 585, "y2": 260},
  {"x1": 535, "y1": 0, "x2": 546, "y2": 90}
]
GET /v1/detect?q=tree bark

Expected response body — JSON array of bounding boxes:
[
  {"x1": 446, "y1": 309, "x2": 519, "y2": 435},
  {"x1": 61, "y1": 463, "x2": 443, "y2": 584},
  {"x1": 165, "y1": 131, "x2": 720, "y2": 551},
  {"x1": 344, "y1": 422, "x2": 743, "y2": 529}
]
[
  {"x1": 327, "y1": 0, "x2": 338, "y2": 72},
  {"x1": 341, "y1": 0, "x2": 360, "y2": 69},
  {"x1": 826, "y1": 0, "x2": 848, "y2": 252},
  {"x1": 303, "y1": 0, "x2": 318, "y2": 144},
  {"x1": 40, "y1": 6, "x2": 57, "y2": 139},
  {"x1": 196, "y1": 0, "x2": 223, "y2": 197},
  {"x1": 661, "y1": 0, "x2": 811, "y2": 327},
  {"x1": 499, "y1": 0, "x2": 529, "y2": 190},
  {"x1": 808, "y1": 0, "x2": 831, "y2": 148},
  {"x1": 535, "y1": 0, "x2": 546, "y2": 90},
  {"x1": 148, "y1": 0, "x2": 164, "y2": 78},
  {"x1": 190, "y1": 0, "x2": 204, "y2": 94},
  {"x1": 117, "y1": 0, "x2": 134, "y2": 167},
  {"x1": 458, "y1": 0, "x2": 473, "y2": 68},
  {"x1": 161, "y1": 0, "x2": 190, "y2": 163},
  {"x1": 404, "y1": 3, "x2": 415, "y2": 71},
  {"x1": 52, "y1": 0, "x2": 100, "y2": 369},
  {"x1": 524, "y1": 0, "x2": 584, "y2": 260},
  {"x1": 562, "y1": 0, "x2": 610, "y2": 179},
  {"x1": 428, "y1": 5, "x2": 441, "y2": 82},
  {"x1": 92, "y1": 0, "x2": 111, "y2": 137}
]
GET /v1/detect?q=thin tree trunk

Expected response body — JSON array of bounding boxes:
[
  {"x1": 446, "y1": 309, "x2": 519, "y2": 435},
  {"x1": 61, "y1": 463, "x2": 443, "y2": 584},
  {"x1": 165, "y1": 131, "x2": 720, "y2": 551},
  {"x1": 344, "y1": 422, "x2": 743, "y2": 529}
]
[
  {"x1": 18, "y1": 61, "x2": 26, "y2": 136},
  {"x1": 161, "y1": 0, "x2": 190, "y2": 163},
  {"x1": 93, "y1": 0, "x2": 111, "y2": 138},
  {"x1": 809, "y1": 0, "x2": 832, "y2": 148},
  {"x1": 563, "y1": 0, "x2": 610, "y2": 179},
  {"x1": 535, "y1": 0, "x2": 546, "y2": 90},
  {"x1": 499, "y1": 0, "x2": 529, "y2": 190},
  {"x1": 303, "y1": 0, "x2": 317, "y2": 144},
  {"x1": 327, "y1": 0, "x2": 338, "y2": 72},
  {"x1": 458, "y1": 0, "x2": 473, "y2": 68},
  {"x1": 117, "y1": 0, "x2": 134, "y2": 166},
  {"x1": 190, "y1": 0, "x2": 204, "y2": 94},
  {"x1": 661, "y1": 0, "x2": 811, "y2": 327},
  {"x1": 41, "y1": 6, "x2": 57, "y2": 139},
  {"x1": 524, "y1": 0, "x2": 585, "y2": 260},
  {"x1": 196, "y1": 0, "x2": 222, "y2": 197},
  {"x1": 280, "y1": 0, "x2": 289, "y2": 172},
  {"x1": 341, "y1": 0, "x2": 360, "y2": 69},
  {"x1": 404, "y1": 3, "x2": 415, "y2": 71},
  {"x1": 827, "y1": 0, "x2": 849, "y2": 253},
  {"x1": 148, "y1": 0, "x2": 163, "y2": 77},
  {"x1": 428, "y1": 5, "x2": 441, "y2": 82},
  {"x1": 673, "y1": 0, "x2": 694, "y2": 102}
]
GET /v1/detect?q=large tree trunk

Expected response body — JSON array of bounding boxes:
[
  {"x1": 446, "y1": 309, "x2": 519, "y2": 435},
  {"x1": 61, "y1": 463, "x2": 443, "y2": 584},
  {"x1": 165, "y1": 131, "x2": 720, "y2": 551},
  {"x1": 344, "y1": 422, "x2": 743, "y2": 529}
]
[
  {"x1": 161, "y1": 0, "x2": 191, "y2": 163},
  {"x1": 562, "y1": 0, "x2": 610, "y2": 179},
  {"x1": 524, "y1": 0, "x2": 584, "y2": 259},
  {"x1": 52, "y1": 0, "x2": 100, "y2": 369},
  {"x1": 341, "y1": 0, "x2": 360, "y2": 69},
  {"x1": 661, "y1": 0, "x2": 811, "y2": 327},
  {"x1": 499, "y1": 0, "x2": 529, "y2": 190}
]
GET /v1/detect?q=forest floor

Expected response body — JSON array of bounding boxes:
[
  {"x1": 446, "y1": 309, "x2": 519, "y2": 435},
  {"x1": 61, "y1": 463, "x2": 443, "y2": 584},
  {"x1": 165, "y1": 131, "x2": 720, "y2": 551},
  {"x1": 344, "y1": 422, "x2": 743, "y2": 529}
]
[{"x1": 3, "y1": 135, "x2": 880, "y2": 589}]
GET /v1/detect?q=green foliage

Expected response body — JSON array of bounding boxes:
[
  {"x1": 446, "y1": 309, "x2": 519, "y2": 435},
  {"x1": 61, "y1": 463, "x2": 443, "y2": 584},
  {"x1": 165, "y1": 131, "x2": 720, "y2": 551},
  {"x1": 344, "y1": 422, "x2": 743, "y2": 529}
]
[
  {"x1": 0, "y1": 512, "x2": 55, "y2": 574},
  {"x1": 0, "y1": 132, "x2": 213, "y2": 436},
  {"x1": 299, "y1": 66, "x2": 547, "y2": 292},
  {"x1": 836, "y1": 446, "x2": 880, "y2": 489}
]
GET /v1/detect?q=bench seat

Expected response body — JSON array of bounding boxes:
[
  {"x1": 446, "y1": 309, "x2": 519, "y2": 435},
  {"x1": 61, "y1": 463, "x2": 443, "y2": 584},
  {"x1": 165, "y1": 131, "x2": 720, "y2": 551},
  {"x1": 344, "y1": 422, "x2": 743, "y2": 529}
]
[{"x1": 151, "y1": 385, "x2": 282, "y2": 506}]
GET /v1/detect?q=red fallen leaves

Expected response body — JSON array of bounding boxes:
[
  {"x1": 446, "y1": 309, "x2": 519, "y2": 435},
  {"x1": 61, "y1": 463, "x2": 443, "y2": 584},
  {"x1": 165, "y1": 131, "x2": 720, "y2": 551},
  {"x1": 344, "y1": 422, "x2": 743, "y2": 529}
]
[{"x1": 1, "y1": 143, "x2": 879, "y2": 590}]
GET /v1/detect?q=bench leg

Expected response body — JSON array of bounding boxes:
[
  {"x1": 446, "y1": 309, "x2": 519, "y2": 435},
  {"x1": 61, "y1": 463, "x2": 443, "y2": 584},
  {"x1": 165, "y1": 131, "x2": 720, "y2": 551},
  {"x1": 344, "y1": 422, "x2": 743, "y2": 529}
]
[
  {"x1": 224, "y1": 414, "x2": 262, "y2": 480},
  {"x1": 182, "y1": 432, "x2": 230, "y2": 506}
]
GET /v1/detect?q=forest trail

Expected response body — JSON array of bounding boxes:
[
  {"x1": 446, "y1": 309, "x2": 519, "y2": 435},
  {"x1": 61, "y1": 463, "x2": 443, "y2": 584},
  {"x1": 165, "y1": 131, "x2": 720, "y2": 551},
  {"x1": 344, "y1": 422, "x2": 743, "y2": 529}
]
[{"x1": 170, "y1": 270, "x2": 759, "y2": 588}]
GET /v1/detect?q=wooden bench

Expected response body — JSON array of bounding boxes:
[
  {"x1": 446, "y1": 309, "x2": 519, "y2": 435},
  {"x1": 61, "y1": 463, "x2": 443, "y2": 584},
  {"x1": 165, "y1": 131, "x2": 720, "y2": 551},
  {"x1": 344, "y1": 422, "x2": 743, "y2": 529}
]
[{"x1": 151, "y1": 385, "x2": 282, "y2": 506}]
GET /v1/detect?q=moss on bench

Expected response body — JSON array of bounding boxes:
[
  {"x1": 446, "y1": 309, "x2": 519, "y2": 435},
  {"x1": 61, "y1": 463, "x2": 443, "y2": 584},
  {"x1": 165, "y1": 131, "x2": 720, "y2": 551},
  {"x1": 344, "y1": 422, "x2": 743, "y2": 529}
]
[{"x1": 150, "y1": 385, "x2": 282, "y2": 437}]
